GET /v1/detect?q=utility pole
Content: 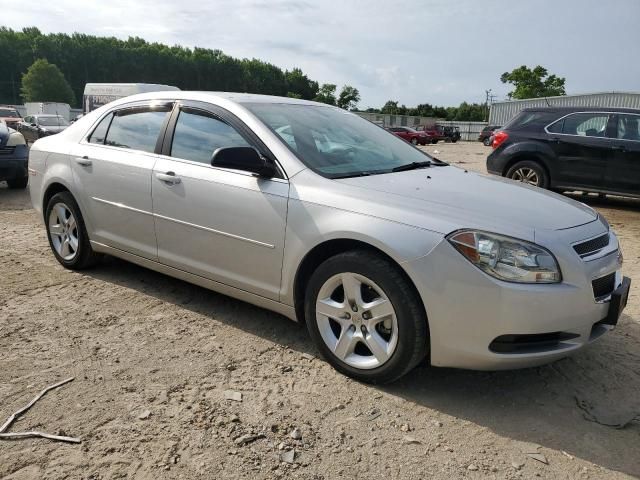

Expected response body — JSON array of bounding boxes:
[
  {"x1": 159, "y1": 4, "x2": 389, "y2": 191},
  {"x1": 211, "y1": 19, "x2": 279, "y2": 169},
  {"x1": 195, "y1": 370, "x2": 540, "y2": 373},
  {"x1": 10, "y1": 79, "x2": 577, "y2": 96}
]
[{"x1": 485, "y1": 89, "x2": 496, "y2": 122}]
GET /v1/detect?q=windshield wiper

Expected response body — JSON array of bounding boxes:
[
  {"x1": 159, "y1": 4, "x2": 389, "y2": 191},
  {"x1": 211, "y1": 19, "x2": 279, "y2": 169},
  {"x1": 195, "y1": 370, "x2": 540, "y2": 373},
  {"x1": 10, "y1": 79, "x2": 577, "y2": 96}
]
[
  {"x1": 391, "y1": 161, "x2": 432, "y2": 172},
  {"x1": 332, "y1": 171, "x2": 374, "y2": 179}
]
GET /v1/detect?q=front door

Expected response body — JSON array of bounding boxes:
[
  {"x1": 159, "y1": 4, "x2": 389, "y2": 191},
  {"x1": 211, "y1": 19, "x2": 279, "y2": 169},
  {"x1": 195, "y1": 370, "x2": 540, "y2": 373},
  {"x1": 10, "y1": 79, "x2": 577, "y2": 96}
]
[
  {"x1": 606, "y1": 113, "x2": 640, "y2": 196},
  {"x1": 152, "y1": 102, "x2": 288, "y2": 300},
  {"x1": 70, "y1": 103, "x2": 172, "y2": 259}
]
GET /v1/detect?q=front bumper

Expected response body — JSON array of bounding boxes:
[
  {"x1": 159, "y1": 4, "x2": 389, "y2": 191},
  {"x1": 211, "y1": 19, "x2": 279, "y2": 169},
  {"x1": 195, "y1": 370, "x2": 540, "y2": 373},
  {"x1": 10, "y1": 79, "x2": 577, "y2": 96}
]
[
  {"x1": 0, "y1": 144, "x2": 28, "y2": 181},
  {"x1": 404, "y1": 222, "x2": 625, "y2": 370}
]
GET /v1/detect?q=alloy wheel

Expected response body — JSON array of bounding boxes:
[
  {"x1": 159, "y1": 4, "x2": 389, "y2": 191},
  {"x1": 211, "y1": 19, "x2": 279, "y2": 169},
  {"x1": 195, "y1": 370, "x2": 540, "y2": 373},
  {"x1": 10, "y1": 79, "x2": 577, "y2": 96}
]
[
  {"x1": 48, "y1": 203, "x2": 79, "y2": 261},
  {"x1": 512, "y1": 167, "x2": 540, "y2": 186},
  {"x1": 315, "y1": 272, "x2": 399, "y2": 369}
]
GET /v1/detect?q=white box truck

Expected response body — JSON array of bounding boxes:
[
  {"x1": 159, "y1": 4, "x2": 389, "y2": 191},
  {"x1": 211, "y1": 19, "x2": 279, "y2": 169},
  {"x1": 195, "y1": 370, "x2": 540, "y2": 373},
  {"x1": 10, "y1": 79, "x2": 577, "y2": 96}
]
[
  {"x1": 82, "y1": 83, "x2": 180, "y2": 114},
  {"x1": 25, "y1": 102, "x2": 71, "y2": 121}
]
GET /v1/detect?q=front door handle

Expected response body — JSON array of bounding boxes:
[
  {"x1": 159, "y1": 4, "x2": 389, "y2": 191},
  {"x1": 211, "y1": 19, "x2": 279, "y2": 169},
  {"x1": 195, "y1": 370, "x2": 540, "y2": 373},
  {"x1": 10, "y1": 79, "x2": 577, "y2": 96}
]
[
  {"x1": 74, "y1": 156, "x2": 92, "y2": 166},
  {"x1": 156, "y1": 171, "x2": 181, "y2": 185}
]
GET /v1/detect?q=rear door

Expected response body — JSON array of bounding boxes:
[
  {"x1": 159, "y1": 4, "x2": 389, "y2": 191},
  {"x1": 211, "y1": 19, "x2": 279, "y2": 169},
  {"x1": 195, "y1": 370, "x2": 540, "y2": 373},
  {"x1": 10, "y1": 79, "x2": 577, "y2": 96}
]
[
  {"x1": 151, "y1": 101, "x2": 289, "y2": 300},
  {"x1": 545, "y1": 112, "x2": 613, "y2": 190},
  {"x1": 70, "y1": 102, "x2": 173, "y2": 259},
  {"x1": 606, "y1": 113, "x2": 640, "y2": 195}
]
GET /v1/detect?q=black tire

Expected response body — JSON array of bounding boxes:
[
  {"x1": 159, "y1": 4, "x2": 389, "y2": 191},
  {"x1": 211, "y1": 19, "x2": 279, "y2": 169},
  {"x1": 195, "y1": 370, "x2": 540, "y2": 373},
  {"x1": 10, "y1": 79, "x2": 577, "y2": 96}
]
[
  {"x1": 304, "y1": 250, "x2": 429, "y2": 384},
  {"x1": 45, "y1": 191, "x2": 101, "y2": 270},
  {"x1": 483, "y1": 137, "x2": 492, "y2": 146},
  {"x1": 431, "y1": 139, "x2": 438, "y2": 144},
  {"x1": 451, "y1": 138, "x2": 458, "y2": 143},
  {"x1": 7, "y1": 177, "x2": 28, "y2": 189},
  {"x1": 410, "y1": 137, "x2": 418, "y2": 145},
  {"x1": 505, "y1": 160, "x2": 549, "y2": 189}
]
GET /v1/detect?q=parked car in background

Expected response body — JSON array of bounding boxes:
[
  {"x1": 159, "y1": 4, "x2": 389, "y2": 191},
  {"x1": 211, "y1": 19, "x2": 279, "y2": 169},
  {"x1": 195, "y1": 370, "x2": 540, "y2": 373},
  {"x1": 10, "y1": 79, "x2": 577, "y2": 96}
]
[
  {"x1": 479, "y1": 125, "x2": 501, "y2": 146},
  {"x1": 387, "y1": 126, "x2": 430, "y2": 145},
  {"x1": 0, "y1": 120, "x2": 29, "y2": 189},
  {"x1": 0, "y1": 106, "x2": 23, "y2": 130},
  {"x1": 28, "y1": 92, "x2": 629, "y2": 383},
  {"x1": 437, "y1": 125, "x2": 461, "y2": 143},
  {"x1": 487, "y1": 107, "x2": 640, "y2": 198},
  {"x1": 19, "y1": 114, "x2": 70, "y2": 142},
  {"x1": 415, "y1": 125, "x2": 445, "y2": 143}
]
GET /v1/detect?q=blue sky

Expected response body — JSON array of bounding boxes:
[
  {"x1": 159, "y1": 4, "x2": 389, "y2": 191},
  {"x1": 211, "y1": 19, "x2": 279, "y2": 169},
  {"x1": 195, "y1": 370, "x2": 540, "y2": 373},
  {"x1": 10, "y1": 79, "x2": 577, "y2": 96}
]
[{"x1": 4, "y1": 0, "x2": 640, "y2": 108}]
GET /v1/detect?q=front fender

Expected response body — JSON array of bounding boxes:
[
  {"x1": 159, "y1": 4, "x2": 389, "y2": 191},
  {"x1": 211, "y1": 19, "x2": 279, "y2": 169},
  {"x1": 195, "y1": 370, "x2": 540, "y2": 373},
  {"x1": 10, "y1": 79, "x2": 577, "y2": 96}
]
[{"x1": 279, "y1": 198, "x2": 445, "y2": 305}]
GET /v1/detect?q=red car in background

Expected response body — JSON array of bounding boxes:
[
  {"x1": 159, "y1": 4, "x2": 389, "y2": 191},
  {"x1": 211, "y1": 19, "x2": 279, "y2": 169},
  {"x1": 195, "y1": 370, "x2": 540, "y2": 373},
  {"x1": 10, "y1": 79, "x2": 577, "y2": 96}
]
[
  {"x1": 387, "y1": 126, "x2": 430, "y2": 145},
  {"x1": 0, "y1": 106, "x2": 23, "y2": 130},
  {"x1": 415, "y1": 125, "x2": 446, "y2": 144}
]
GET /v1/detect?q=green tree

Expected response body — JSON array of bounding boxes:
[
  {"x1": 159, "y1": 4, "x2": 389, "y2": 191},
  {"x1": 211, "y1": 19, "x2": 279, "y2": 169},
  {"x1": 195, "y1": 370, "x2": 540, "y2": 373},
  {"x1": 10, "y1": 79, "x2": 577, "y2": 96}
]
[
  {"x1": 21, "y1": 58, "x2": 75, "y2": 104},
  {"x1": 337, "y1": 85, "x2": 360, "y2": 110},
  {"x1": 500, "y1": 65, "x2": 566, "y2": 99},
  {"x1": 285, "y1": 68, "x2": 318, "y2": 100},
  {"x1": 314, "y1": 83, "x2": 337, "y2": 105},
  {"x1": 380, "y1": 100, "x2": 399, "y2": 114}
]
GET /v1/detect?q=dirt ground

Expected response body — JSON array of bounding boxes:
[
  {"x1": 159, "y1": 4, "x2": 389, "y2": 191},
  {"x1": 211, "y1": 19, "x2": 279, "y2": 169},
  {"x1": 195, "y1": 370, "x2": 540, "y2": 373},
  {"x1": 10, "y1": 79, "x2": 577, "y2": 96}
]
[{"x1": 1, "y1": 142, "x2": 639, "y2": 480}]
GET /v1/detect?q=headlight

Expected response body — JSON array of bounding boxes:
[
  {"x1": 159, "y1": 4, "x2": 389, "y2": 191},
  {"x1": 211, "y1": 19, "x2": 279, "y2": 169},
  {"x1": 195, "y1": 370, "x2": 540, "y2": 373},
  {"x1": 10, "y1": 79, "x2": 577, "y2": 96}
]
[{"x1": 447, "y1": 230, "x2": 561, "y2": 283}]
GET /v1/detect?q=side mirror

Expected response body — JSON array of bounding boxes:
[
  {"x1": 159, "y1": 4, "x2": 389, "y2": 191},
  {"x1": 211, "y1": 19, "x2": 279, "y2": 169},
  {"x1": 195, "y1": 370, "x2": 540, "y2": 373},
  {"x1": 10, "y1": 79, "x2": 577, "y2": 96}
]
[{"x1": 211, "y1": 146, "x2": 276, "y2": 178}]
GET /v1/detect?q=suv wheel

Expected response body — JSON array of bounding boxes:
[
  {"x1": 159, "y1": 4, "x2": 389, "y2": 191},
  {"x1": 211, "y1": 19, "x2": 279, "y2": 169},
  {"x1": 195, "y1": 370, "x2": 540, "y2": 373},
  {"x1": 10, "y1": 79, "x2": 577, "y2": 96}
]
[
  {"x1": 506, "y1": 160, "x2": 549, "y2": 189},
  {"x1": 45, "y1": 191, "x2": 101, "y2": 270},
  {"x1": 483, "y1": 137, "x2": 492, "y2": 146},
  {"x1": 305, "y1": 250, "x2": 429, "y2": 384}
]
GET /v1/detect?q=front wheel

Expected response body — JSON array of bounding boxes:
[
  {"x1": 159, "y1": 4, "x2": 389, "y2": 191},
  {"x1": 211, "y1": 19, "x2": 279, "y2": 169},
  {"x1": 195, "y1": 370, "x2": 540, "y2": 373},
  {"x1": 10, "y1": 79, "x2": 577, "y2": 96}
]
[
  {"x1": 506, "y1": 160, "x2": 549, "y2": 189},
  {"x1": 45, "y1": 191, "x2": 101, "y2": 270},
  {"x1": 305, "y1": 250, "x2": 429, "y2": 384}
]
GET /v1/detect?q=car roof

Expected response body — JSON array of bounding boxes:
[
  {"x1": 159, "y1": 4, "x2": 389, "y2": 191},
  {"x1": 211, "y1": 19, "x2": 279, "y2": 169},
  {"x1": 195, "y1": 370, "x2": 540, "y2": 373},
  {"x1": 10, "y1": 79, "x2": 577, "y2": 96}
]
[
  {"x1": 106, "y1": 90, "x2": 332, "y2": 108},
  {"x1": 521, "y1": 106, "x2": 640, "y2": 114}
]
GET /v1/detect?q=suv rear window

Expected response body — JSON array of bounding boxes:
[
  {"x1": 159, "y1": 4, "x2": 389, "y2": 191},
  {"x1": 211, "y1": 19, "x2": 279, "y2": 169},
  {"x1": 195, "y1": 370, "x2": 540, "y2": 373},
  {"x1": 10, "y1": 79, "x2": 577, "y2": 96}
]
[{"x1": 503, "y1": 111, "x2": 550, "y2": 130}]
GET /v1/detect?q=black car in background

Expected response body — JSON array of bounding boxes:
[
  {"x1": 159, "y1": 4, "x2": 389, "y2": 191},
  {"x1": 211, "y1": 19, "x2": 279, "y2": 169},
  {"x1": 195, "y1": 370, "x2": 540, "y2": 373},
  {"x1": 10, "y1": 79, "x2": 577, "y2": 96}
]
[
  {"x1": 487, "y1": 107, "x2": 640, "y2": 198},
  {"x1": 478, "y1": 125, "x2": 501, "y2": 146},
  {"x1": 437, "y1": 125, "x2": 461, "y2": 143},
  {"x1": 18, "y1": 114, "x2": 69, "y2": 143}
]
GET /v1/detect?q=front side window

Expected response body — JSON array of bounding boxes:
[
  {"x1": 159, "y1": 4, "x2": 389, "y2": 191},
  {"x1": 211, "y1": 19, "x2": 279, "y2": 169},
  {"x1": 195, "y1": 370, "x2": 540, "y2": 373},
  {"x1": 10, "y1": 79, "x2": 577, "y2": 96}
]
[
  {"x1": 617, "y1": 114, "x2": 640, "y2": 141},
  {"x1": 105, "y1": 107, "x2": 170, "y2": 153},
  {"x1": 170, "y1": 109, "x2": 250, "y2": 164},
  {"x1": 561, "y1": 113, "x2": 609, "y2": 137},
  {"x1": 245, "y1": 103, "x2": 441, "y2": 178}
]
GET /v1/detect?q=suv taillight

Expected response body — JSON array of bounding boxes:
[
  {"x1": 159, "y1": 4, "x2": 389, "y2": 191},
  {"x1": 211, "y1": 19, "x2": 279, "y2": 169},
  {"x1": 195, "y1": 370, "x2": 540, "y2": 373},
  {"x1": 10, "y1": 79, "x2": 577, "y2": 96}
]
[{"x1": 492, "y1": 131, "x2": 509, "y2": 149}]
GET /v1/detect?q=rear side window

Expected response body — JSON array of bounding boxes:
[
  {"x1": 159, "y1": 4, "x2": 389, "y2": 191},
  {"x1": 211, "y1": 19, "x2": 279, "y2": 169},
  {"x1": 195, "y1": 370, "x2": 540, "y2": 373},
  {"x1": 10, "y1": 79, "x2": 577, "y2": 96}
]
[
  {"x1": 88, "y1": 113, "x2": 113, "y2": 144},
  {"x1": 105, "y1": 107, "x2": 170, "y2": 153},
  {"x1": 170, "y1": 109, "x2": 250, "y2": 164}
]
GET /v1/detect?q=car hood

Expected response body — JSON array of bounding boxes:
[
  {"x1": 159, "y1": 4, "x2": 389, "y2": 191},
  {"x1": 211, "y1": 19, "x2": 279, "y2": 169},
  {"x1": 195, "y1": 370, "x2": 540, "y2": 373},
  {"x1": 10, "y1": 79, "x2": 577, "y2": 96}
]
[{"x1": 297, "y1": 166, "x2": 598, "y2": 241}]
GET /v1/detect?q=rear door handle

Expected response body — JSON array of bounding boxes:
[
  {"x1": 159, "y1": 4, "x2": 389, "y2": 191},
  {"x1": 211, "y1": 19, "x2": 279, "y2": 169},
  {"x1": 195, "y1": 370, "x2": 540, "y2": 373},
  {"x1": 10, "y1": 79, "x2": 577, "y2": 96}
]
[
  {"x1": 156, "y1": 171, "x2": 181, "y2": 185},
  {"x1": 74, "y1": 156, "x2": 92, "y2": 166}
]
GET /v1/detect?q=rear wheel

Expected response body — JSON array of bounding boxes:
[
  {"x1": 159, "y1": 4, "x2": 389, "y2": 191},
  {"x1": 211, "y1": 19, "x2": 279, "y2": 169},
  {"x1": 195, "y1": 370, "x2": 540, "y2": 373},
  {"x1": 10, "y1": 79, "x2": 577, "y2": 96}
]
[
  {"x1": 305, "y1": 250, "x2": 429, "y2": 384},
  {"x1": 45, "y1": 191, "x2": 101, "y2": 270},
  {"x1": 7, "y1": 177, "x2": 28, "y2": 189},
  {"x1": 411, "y1": 137, "x2": 418, "y2": 145},
  {"x1": 483, "y1": 137, "x2": 492, "y2": 146},
  {"x1": 506, "y1": 160, "x2": 549, "y2": 189}
]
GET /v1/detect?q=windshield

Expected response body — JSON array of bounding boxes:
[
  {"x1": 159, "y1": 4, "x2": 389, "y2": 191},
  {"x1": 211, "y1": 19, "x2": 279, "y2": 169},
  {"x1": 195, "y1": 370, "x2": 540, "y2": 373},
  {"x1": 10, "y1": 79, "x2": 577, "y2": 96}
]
[
  {"x1": 38, "y1": 116, "x2": 69, "y2": 126},
  {"x1": 245, "y1": 103, "x2": 442, "y2": 178},
  {"x1": 0, "y1": 108, "x2": 19, "y2": 118}
]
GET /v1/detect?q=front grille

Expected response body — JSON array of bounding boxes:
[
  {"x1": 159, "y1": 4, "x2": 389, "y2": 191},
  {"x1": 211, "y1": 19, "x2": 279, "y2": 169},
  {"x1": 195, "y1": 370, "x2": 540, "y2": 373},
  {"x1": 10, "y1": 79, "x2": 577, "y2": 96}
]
[
  {"x1": 0, "y1": 145, "x2": 16, "y2": 155},
  {"x1": 592, "y1": 272, "x2": 616, "y2": 299},
  {"x1": 573, "y1": 233, "x2": 610, "y2": 257}
]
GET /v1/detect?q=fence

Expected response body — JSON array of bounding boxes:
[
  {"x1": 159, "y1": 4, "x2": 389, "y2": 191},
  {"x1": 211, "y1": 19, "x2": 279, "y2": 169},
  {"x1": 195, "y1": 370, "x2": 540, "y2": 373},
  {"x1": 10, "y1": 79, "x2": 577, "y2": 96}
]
[{"x1": 354, "y1": 112, "x2": 485, "y2": 142}]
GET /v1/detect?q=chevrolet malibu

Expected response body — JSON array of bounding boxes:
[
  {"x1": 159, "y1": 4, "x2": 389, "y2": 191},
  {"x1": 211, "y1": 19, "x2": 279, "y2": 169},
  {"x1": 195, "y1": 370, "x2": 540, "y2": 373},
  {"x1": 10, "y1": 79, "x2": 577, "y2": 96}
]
[{"x1": 28, "y1": 92, "x2": 630, "y2": 383}]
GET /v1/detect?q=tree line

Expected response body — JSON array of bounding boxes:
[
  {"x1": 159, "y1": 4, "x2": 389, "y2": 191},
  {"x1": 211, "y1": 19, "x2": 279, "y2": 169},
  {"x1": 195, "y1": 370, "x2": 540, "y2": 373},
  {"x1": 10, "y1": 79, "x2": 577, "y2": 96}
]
[{"x1": 0, "y1": 27, "x2": 359, "y2": 108}]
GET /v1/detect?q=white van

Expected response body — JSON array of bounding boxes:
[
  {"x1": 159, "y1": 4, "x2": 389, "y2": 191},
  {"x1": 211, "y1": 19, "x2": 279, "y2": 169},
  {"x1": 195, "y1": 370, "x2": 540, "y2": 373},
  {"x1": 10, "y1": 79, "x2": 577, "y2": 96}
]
[{"x1": 82, "y1": 83, "x2": 180, "y2": 114}]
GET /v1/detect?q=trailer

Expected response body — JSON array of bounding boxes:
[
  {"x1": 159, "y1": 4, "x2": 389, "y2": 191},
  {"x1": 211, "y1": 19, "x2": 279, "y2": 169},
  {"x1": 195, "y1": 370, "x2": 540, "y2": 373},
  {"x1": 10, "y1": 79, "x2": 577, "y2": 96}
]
[{"x1": 83, "y1": 83, "x2": 180, "y2": 114}]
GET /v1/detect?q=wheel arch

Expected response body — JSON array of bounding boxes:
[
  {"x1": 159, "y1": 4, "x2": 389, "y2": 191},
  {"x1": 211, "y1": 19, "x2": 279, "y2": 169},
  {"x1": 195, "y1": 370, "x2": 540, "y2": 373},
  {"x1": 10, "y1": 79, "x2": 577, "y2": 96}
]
[
  {"x1": 43, "y1": 181, "x2": 71, "y2": 214},
  {"x1": 292, "y1": 238, "x2": 428, "y2": 330},
  {"x1": 502, "y1": 153, "x2": 552, "y2": 183}
]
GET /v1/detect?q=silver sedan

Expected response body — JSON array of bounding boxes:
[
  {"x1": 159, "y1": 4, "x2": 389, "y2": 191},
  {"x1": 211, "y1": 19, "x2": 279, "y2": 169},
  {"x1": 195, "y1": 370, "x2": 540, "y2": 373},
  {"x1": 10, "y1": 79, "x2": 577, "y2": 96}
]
[{"x1": 28, "y1": 92, "x2": 630, "y2": 383}]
